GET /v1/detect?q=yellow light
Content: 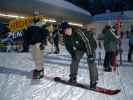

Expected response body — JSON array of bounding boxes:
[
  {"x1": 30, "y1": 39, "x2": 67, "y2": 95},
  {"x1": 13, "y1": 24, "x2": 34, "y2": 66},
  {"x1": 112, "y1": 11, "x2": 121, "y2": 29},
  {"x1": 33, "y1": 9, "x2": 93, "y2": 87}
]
[
  {"x1": 69, "y1": 22, "x2": 83, "y2": 27},
  {"x1": 0, "y1": 13, "x2": 25, "y2": 19},
  {"x1": 43, "y1": 18, "x2": 56, "y2": 23}
]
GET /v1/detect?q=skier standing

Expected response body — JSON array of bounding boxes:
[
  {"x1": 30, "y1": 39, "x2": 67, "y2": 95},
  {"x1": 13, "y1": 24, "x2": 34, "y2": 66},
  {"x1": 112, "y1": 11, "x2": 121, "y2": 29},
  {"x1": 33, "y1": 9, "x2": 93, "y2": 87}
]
[
  {"x1": 61, "y1": 22, "x2": 98, "y2": 89},
  {"x1": 25, "y1": 17, "x2": 48, "y2": 79}
]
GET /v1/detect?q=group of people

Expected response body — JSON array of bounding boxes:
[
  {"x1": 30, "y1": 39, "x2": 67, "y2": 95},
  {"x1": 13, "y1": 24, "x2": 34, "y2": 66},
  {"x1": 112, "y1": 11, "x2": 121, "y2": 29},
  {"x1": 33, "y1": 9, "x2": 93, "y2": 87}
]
[
  {"x1": 1, "y1": 15, "x2": 133, "y2": 90},
  {"x1": 98, "y1": 25, "x2": 121, "y2": 72},
  {"x1": 99, "y1": 24, "x2": 133, "y2": 72},
  {"x1": 22, "y1": 16, "x2": 98, "y2": 89},
  {"x1": 19, "y1": 15, "x2": 133, "y2": 90}
]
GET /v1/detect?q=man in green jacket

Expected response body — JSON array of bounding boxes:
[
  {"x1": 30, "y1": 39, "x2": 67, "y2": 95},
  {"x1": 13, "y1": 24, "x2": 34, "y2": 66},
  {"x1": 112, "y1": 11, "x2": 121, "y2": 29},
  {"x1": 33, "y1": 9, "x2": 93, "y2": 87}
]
[
  {"x1": 61, "y1": 22, "x2": 98, "y2": 89},
  {"x1": 102, "y1": 25, "x2": 119, "y2": 72}
]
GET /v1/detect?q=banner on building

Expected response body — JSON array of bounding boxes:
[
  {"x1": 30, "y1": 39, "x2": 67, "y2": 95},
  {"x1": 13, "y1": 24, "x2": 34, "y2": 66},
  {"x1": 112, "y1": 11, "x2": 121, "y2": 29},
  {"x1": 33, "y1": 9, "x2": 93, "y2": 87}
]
[{"x1": 9, "y1": 16, "x2": 46, "y2": 32}]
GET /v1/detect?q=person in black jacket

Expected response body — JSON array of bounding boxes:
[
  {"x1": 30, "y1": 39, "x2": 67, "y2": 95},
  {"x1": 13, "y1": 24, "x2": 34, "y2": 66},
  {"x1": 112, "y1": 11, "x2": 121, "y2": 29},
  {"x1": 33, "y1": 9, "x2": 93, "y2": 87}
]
[
  {"x1": 24, "y1": 17, "x2": 48, "y2": 79},
  {"x1": 52, "y1": 25, "x2": 60, "y2": 54},
  {"x1": 128, "y1": 26, "x2": 133, "y2": 62},
  {"x1": 22, "y1": 28, "x2": 29, "y2": 52},
  {"x1": 61, "y1": 22, "x2": 98, "y2": 89}
]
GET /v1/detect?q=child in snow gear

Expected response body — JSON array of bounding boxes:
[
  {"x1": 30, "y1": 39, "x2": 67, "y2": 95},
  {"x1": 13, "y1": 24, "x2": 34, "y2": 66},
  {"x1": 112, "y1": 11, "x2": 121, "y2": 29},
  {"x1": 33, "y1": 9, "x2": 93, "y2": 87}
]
[{"x1": 61, "y1": 22, "x2": 98, "y2": 89}]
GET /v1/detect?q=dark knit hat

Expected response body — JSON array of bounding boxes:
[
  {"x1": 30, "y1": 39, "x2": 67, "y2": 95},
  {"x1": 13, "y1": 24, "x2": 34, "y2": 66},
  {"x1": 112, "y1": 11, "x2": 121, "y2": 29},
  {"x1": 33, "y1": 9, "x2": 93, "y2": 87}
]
[
  {"x1": 59, "y1": 21, "x2": 71, "y2": 33},
  {"x1": 60, "y1": 21, "x2": 70, "y2": 30}
]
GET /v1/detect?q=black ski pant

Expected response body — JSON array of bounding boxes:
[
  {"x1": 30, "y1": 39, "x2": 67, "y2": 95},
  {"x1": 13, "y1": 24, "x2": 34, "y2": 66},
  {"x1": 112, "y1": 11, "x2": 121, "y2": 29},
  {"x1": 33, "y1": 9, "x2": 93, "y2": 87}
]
[
  {"x1": 104, "y1": 51, "x2": 113, "y2": 70},
  {"x1": 22, "y1": 41, "x2": 29, "y2": 52},
  {"x1": 70, "y1": 50, "x2": 98, "y2": 83},
  {"x1": 53, "y1": 37, "x2": 59, "y2": 53},
  {"x1": 128, "y1": 44, "x2": 133, "y2": 62}
]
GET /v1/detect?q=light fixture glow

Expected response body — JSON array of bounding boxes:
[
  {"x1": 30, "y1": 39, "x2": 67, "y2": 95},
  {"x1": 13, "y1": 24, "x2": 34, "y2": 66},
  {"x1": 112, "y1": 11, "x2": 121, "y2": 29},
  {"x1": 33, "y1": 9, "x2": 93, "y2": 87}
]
[
  {"x1": 0, "y1": 13, "x2": 25, "y2": 18},
  {"x1": 69, "y1": 22, "x2": 83, "y2": 27},
  {"x1": 43, "y1": 19, "x2": 56, "y2": 23}
]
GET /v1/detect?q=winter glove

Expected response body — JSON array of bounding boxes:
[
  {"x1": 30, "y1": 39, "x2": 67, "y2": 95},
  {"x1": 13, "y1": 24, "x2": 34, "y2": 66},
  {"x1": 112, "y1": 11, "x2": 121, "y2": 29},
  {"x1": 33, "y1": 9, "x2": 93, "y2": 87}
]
[
  {"x1": 40, "y1": 43, "x2": 44, "y2": 50},
  {"x1": 87, "y1": 55, "x2": 95, "y2": 64},
  {"x1": 43, "y1": 39, "x2": 47, "y2": 46}
]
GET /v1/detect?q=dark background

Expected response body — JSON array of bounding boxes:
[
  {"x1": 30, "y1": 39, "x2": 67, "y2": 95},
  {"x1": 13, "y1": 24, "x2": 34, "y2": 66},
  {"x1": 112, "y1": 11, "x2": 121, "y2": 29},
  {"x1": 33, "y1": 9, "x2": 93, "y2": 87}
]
[{"x1": 66, "y1": 0, "x2": 133, "y2": 15}]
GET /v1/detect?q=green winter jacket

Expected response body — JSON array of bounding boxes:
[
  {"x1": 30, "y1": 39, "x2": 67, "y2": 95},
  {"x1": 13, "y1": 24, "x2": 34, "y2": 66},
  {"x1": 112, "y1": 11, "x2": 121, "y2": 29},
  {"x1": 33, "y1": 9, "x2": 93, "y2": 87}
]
[
  {"x1": 64, "y1": 29, "x2": 97, "y2": 56},
  {"x1": 102, "y1": 29, "x2": 118, "y2": 52}
]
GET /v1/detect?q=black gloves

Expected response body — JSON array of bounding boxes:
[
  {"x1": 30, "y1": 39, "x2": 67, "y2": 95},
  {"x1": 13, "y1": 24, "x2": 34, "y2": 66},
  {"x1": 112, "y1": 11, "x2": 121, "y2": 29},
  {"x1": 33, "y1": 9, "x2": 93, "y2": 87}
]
[
  {"x1": 40, "y1": 43, "x2": 44, "y2": 50},
  {"x1": 87, "y1": 55, "x2": 95, "y2": 64}
]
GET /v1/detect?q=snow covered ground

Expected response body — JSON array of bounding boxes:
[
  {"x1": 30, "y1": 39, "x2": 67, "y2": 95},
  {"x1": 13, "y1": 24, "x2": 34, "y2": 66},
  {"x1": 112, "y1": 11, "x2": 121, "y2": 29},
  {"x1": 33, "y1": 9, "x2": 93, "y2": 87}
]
[{"x1": 0, "y1": 38, "x2": 133, "y2": 100}]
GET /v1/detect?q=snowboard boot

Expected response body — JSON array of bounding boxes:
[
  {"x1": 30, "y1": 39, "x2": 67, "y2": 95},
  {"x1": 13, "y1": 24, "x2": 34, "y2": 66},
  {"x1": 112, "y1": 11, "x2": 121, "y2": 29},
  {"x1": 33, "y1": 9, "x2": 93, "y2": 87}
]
[
  {"x1": 104, "y1": 67, "x2": 112, "y2": 72},
  {"x1": 128, "y1": 59, "x2": 132, "y2": 62},
  {"x1": 32, "y1": 69, "x2": 44, "y2": 79},
  {"x1": 68, "y1": 77, "x2": 77, "y2": 84},
  {"x1": 54, "y1": 50, "x2": 59, "y2": 54},
  {"x1": 90, "y1": 81, "x2": 97, "y2": 90}
]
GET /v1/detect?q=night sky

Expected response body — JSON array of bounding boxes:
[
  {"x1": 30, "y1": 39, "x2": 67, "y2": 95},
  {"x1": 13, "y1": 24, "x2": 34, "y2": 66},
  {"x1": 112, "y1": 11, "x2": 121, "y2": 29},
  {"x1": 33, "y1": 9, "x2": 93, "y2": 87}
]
[{"x1": 66, "y1": 0, "x2": 133, "y2": 15}]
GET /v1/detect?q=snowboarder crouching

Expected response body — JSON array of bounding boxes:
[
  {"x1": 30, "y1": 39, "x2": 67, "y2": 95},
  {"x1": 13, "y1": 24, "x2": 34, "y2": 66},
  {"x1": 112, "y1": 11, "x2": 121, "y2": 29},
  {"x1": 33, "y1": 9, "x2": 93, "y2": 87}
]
[{"x1": 61, "y1": 22, "x2": 98, "y2": 89}]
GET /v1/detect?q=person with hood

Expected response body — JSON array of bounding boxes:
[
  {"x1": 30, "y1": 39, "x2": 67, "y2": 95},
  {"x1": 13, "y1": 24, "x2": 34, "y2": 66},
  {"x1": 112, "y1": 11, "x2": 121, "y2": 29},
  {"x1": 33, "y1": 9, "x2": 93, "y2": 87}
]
[
  {"x1": 25, "y1": 16, "x2": 48, "y2": 79},
  {"x1": 61, "y1": 22, "x2": 98, "y2": 89}
]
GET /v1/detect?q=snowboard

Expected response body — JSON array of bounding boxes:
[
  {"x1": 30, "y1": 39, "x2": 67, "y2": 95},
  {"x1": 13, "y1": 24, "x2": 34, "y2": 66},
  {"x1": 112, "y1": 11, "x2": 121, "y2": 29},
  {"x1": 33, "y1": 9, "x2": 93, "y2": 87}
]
[{"x1": 54, "y1": 77, "x2": 120, "y2": 95}]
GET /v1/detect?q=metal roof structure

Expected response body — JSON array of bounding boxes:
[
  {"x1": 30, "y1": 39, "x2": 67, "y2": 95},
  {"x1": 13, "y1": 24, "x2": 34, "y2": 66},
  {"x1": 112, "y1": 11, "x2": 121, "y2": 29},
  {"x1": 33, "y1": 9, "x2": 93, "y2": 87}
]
[
  {"x1": 94, "y1": 11, "x2": 133, "y2": 21},
  {"x1": 0, "y1": 0, "x2": 92, "y2": 24}
]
